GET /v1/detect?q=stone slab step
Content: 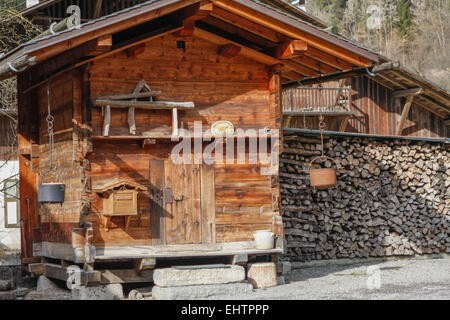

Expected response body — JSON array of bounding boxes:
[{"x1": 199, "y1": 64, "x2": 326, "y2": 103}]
[
  {"x1": 0, "y1": 279, "x2": 13, "y2": 292},
  {"x1": 152, "y1": 282, "x2": 253, "y2": 300},
  {"x1": 153, "y1": 265, "x2": 245, "y2": 287}
]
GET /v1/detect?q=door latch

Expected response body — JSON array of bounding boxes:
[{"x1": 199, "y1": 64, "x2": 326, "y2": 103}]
[{"x1": 164, "y1": 187, "x2": 173, "y2": 204}]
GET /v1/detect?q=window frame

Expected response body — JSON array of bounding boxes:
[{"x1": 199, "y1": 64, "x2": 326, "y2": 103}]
[{"x1": 3, "y1": 179, "x2": 20, "y2": 228}]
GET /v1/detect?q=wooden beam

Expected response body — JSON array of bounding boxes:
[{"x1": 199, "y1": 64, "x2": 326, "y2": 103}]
[
  {"x1": 193, "y1": 27, "x2": 279, "y2": 66},
  {"x1": 202, "y1": 15, "x2": 277, "y2": 49},
  {"x1": 371, "y1": 61, "x2": 400, "y2": 73},
  {"x1": 0, "y1": 55, "x2": 37, "y2": 80},
  {"x1": 212, "y1": 0, "x2": 375, "y2": 66},
  {"x1": 175, "y1": 1, "x2": 214, "y2": 36},
  {"x1": 172, "y1": 108, "x2": 179, "y2": 136},
  {"x1": 274, "y1": 40, "x2": 308, "y2": 59},
  {"x1": 304, "y1": 46, "x2": 353, "y2": 71},
  {"x1": 30, "y1": 0, "x2": 199, "y2": 63},
  {"x1": 134, "y1": 258, "x2": 156, "y2": 271},
  {"x1": 95, "y1": 100, "x2": 195, "y2": 109},
  {"x1": 128, "y1": 107, "x2": 136, "y2": 135},
  {"x1": 281, "y1": 60, "x2": 318, "y2": 77},
  {"x1": 28, "y1": 263, "x2": 44, "y2": 275},
  {"x1": 97, "y1": 91, "x2": 162, "y2": 101},
  {"x1": 292, "y1": 55, "x2": 336, "y2": 74},
  {"x1": 218, "y1": 44, "x2": 242, "y2": 58},
  {"x1": 103, "y1": 105, "x2": 111, "y2": 137},
  {"x1": 339, "y1": 116, "x2": 350, "y2": 132},
  {"x1": 230, "y1": 254, "x2": 248, "y2": 265},
  {"x1": 393, "y1": 87, "x2": 423, "y2": 98},
  {"x1": 396, "y1": 96, "x2": 415, "y2": 136},
  {"x1": 99, "y1": 269, "x2": 154, "y2": 284},
  {"x1": 211, "y1": 5, "x2": 283, "y2": 43},
  {"x1": 126, "y1": 43, "x2": 146, "y2": 57},
  {"x1": 23, "y1": 26, "x2": 184, "y2": 94},
  {"x1": 142, "y1": 138, "x2": 157, "y2": 148}
]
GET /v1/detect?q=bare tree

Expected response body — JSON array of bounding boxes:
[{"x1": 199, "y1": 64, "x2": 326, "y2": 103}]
[{"x1": 0, "y1": 6, "x2": 40, "y2": 201}]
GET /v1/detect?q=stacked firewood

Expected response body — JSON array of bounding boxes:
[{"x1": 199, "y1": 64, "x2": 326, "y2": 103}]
[{"x1": 280, "y1": 134, "x2": 450, "y2": 262}]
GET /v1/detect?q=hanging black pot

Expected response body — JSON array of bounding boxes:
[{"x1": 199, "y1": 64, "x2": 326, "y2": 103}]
[{"x1": 38, "y1": 169, "x2": 65, "y2": 203}]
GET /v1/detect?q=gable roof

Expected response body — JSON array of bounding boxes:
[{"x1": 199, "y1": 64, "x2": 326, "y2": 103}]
[{"x1": 0, "y1": 0, "x2": 382, "y2": 82}]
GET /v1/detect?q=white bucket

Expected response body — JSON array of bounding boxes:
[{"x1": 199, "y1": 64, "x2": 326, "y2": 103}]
[{"x1": 254, "y1": 230, "x2": 275, "y2": 250}]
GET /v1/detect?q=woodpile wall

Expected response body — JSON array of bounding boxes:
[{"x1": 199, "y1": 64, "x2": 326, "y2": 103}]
[{"x1": 280, "y1": 134, "x2": 450, "y2": 262}]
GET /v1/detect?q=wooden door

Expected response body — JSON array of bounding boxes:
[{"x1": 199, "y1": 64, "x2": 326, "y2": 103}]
[{"x1": 164, "y1": 162, "x2": 202, "y2": 244}]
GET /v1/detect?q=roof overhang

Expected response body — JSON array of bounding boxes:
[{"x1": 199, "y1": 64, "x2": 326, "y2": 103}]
[{"x1": 0, "y1": 0, "x2": 381, "y2": 82}]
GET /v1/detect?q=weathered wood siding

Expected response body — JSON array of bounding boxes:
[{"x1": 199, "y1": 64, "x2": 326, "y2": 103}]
[
  {"x1": 349, "y1": 76, "x2": 447, "y2": 138},
  {"x1": 36, "y1": 72, "x2": 83, "y2": 242},
  {"x1": 284, "y1": 77, "x2": 448, "y2": 138},
  {"x1": 84, "y1": 34, "x2": 280, "y2": 245},
  {"x1": 89, "y1": 34, "x2": 272, "y2": 136}
]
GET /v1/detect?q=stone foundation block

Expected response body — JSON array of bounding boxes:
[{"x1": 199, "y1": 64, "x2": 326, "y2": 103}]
[
  {"x1": 153, "y1": 265, "x2": 245, "y2": 287},
  {"x1": 37, "y1": 275, "x2": 61, "y2": 292},
  {"x1": 247, "y1": 263, "x2": 277, "y2": 289},
  {"x1": 71, "y1": 284, "x2": 124, "y2": 300},
  {"x1": 0, "y1": 279, "x2": 13, "y2": 291},
  {"x1": 152, "y1": 282, "x2": 253, "y2": 300}
]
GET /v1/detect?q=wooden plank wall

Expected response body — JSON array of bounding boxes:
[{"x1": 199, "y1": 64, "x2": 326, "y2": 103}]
[
  {"x1": 89, "y1": 34, "x2": 271, "y2": 136},
  {"x1": 36, "y1": 72, "x2": 83, "y2": 242},
  {"x1": 284, "y1": 76, "x2": 447, "y2": 138},
  {"x1": 86, "y1": 141, "x2": 167, "y2": 246},
  {"x1": 349, "y1": 76, "x2": 447, "y2": 138},
  {"x1": 86, "y1": 34, "x2": 279, "y2": 245}
]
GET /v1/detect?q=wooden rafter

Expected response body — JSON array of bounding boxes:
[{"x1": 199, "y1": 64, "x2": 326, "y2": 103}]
[
  {"x1": 193, "y1": 28, "x2": 319, "y2": 78},
  {"x1": 218, "y1": 44, "x2": 241, "y2": 58},
  {"x1": 210, "y1": 5, "x2": 283, "y2": 43},
  {"x1": 23, "y1": 26, "x2": 184, "y2": 94},
  {"x1": 175, "y1": 1, "x2": 214, "y2": 36},
  {"x1": 126, "y1": 43, "x2": 146, "y2": 57},
  {"x1": 304, "y1": 46, "x2": 354, "y2": 71},
  {"x1": 202, "y1": 15, "x2": 277, "y2": 49},
  {"x1": 292, "y1": 55, "x2": 336, "y2": 74},
  {"x1": 393, "y1": 87, "x2": 423, "y2": 98},
  {"x1": 211, "y1": 0, "x2": 375, "y2": 67},
  {"x1": 193, "y1": 27, "x2": 279, "y2": 66},
  {"x1": 273, "y1": 40, "x2": 308, "y2": 59}
]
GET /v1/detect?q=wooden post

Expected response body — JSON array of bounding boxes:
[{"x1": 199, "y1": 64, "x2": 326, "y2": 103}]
[
  {"x1": 396, "y1": 96, "x2": 414, "y2": 136},
  {"x1": 103, "y1": 105, "x2": 110, "y2": 136},
  {"x1": 128, "y1": 107, "x2": 136, "y2": 135},
  {"x1": 340, "y1": 116, "x2": 350, "y2": 132},
  {"x1": 172, "y1": 108, "x2": 179, "y2": 137}
]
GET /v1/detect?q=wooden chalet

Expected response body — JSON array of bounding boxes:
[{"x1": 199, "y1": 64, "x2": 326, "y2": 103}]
[{"x1": 0, "y1": 0, "x2": 382, "y2": 284}]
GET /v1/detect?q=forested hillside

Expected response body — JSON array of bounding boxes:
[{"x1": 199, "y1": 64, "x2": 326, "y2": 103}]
[{"x1": 303, "y1": 0, "x2": 449, "y2": 90}]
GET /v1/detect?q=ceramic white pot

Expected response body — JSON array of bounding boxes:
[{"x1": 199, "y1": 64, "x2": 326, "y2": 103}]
[{"x1": 254, "y1": 230, "x2": 275, "y2": 250}]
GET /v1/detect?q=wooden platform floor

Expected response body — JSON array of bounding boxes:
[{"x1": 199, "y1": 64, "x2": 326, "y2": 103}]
[{"x1": 95, "y1": 241, "x2": 283, "y2": 260}]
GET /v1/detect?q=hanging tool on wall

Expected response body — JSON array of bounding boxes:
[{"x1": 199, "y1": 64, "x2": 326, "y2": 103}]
[{"x1": 38, "y1": 79, "x2": 66, "y2": 204}]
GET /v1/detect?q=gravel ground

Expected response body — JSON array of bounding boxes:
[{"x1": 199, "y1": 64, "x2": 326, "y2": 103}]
[
  {"x1": 18, "y1": 257, "x2": 450, "y2": 300},
  {"x1": 217, "y1": 257, "x2": 450, "y2": 300}
]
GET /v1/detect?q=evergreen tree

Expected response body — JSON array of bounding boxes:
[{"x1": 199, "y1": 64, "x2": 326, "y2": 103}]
[{"x1": 396, "y1": 0, "x2": 413, "y2": 37}]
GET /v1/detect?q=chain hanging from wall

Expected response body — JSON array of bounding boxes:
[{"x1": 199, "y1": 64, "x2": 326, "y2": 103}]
[
  {"x1": 38, "y1": 79, "x2": 66, "y2": 204},
  {"x1": 307, "y1": 82, "x2": 338, "y2": 189}
]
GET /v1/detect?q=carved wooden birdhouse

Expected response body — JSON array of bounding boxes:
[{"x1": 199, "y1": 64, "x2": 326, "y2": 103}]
[{"x1": 94, "y1": 181, "x2": 147, "y2": 231}]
